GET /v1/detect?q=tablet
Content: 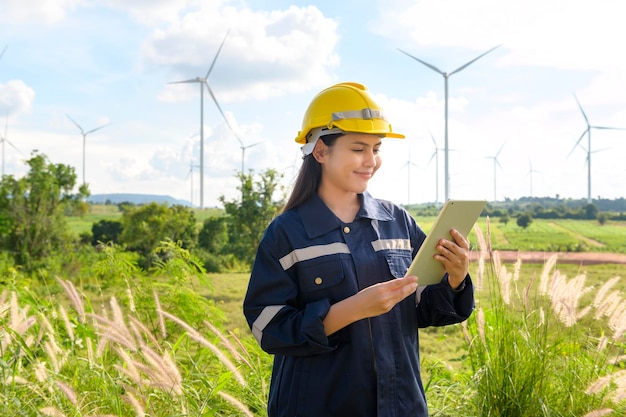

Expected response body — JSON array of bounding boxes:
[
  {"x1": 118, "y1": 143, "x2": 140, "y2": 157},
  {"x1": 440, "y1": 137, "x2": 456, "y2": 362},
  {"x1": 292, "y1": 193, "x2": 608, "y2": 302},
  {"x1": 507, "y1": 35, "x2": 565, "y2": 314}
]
[{"x1": 405, "y1": 200, "x2": 487, "y2": 286}]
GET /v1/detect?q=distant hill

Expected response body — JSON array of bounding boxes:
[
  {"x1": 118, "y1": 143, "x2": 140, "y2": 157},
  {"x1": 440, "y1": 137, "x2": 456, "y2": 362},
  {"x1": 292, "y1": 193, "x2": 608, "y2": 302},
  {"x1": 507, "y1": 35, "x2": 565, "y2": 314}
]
[{"x1": 88, "y1": 193, "x2": 192, "y2": 206}]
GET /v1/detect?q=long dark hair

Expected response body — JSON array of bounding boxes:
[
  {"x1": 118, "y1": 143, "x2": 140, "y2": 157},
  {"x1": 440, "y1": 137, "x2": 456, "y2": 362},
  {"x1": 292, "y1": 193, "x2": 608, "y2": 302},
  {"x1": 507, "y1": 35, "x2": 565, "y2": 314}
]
[{"x1": 282, "y1": 134, "x2": 341, "y2": 212}]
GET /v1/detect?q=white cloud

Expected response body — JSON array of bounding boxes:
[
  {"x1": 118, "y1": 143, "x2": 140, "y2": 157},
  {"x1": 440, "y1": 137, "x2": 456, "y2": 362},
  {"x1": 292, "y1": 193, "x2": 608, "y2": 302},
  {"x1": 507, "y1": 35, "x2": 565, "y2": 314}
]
[
  {"x1": 0, "y1": 80, "x2": 36, "y2": 117},
  {"x1": 1, "y1": 0, "x2": 80, "y2": 24}
]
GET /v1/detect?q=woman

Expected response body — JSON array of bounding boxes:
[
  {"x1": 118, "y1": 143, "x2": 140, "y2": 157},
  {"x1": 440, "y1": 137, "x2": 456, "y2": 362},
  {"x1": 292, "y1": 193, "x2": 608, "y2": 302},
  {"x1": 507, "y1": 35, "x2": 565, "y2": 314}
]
[{"x1": 243, "y1": 82, "x2": 474, "y2": 416}]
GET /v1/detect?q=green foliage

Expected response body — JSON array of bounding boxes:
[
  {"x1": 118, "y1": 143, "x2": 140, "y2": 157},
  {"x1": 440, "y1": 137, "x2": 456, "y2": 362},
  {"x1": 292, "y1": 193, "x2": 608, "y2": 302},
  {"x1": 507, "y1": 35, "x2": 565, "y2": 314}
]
[
  {"x1": 0, "y1": 152, "x2": 88, "y2": 269},
  {"x1": 119, "y1": 202, "x2": 198, "y2": 268},
  {"x1": 198, "y1": 215, "x2": 229, "y2": 254},
  {"x1": 91, "y1": 218, "x2": 123, "y2": 245},
  {"x1": 516, "y1": 212, "x2": 533, "y2": 229},
  {"x1": 220, "y1": 169, "x2": 285, "y2": 267}
]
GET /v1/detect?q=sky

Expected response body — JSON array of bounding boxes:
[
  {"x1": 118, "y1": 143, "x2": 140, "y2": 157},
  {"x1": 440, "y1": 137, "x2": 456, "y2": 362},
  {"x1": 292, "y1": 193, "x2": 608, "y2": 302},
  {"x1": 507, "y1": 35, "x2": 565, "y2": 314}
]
[{"x1": 1, "y1": 0, "x2": 625, "y2": 208}]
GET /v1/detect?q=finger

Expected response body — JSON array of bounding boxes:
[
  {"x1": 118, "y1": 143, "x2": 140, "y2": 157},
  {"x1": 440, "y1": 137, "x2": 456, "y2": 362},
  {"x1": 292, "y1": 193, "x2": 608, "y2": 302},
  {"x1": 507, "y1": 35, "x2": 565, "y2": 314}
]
[{"x1": 450, "y1": 229, "x2": 470, "y2": 248}]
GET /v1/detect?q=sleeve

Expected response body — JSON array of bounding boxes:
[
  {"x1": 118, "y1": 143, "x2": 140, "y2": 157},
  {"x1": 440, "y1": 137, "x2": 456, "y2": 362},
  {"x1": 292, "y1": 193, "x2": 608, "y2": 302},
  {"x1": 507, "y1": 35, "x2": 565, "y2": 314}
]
[
  {"x1": 416, "y1": 274, "x2": 475, "y2": 327},
  {"x1": 242, "y1": 222, "x2": 337, "y2": 357}
]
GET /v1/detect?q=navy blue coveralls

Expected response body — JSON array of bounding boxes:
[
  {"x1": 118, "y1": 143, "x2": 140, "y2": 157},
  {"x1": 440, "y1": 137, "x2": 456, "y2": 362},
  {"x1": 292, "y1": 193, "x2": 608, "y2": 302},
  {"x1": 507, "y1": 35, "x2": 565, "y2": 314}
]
[{"x1": 243, "y1": 192, "x2": 474, "y2": 416}]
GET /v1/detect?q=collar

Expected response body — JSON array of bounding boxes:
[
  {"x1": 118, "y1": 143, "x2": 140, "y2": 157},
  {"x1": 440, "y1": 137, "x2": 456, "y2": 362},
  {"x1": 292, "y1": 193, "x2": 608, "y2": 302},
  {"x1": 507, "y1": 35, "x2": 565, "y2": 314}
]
[{"x1": 298, "y1": 191, "x2": 395, "y2": 239}]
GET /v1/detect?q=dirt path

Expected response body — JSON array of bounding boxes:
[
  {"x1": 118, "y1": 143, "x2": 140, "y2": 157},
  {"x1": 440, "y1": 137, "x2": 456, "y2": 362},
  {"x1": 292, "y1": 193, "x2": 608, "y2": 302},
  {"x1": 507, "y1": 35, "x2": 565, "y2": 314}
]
[{"x1": 471, "y1": 251, "x2": 626, "y2": 265}]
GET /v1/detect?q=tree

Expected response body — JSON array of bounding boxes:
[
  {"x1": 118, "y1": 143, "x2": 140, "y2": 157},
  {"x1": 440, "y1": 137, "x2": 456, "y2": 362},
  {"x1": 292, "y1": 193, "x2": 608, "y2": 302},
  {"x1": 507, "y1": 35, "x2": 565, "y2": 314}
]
[
  {"x1": 91, "y1": 219, "x2": 123, "y2": 245},
  {"x1": 516, "y1": 213, "x2": 533, "y2": 229},
  {"x1": 197, "y1": 216, "x2": 228, "y2": 254},
  {"x1": 119, "y1": 202, "x2": 197, "y2": 268},
  {"x1": 0, "y1": 151, "x2": 89, "y2": 268},
  {"x1": 219, "y1": 169, "x2": 284, "y2": 266}
]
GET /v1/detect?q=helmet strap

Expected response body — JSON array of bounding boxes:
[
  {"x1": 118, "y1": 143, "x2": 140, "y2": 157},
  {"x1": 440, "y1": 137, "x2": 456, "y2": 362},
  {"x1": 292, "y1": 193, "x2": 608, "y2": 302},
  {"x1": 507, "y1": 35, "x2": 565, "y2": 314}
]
[{"x1": 301, "y1": 127, "x2": 343, "y2": 157}]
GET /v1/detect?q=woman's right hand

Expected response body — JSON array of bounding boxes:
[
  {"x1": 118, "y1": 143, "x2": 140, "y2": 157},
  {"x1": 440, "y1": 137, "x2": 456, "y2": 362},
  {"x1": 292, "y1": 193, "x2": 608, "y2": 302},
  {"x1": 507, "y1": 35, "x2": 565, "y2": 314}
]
[
  {"x1": 353, "y1": 275, "x2": 418, "y2": 318},
  {"x1": 323, "y1": 275, "x2": 418, "y2": 336}
]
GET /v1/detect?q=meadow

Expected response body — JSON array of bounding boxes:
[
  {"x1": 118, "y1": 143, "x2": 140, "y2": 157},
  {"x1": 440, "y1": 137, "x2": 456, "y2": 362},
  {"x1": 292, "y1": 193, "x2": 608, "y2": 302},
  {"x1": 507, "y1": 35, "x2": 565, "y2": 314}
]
[{"x1": 2, "y1": 213, "x2": 626, "y2": 416}]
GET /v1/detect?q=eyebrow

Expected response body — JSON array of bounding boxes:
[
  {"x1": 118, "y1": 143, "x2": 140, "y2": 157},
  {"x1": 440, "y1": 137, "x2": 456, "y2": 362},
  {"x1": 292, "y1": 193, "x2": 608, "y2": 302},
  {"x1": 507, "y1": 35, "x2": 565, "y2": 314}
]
[{"x1": 350, "y1": 140, "x2": 383, "y2": 147}]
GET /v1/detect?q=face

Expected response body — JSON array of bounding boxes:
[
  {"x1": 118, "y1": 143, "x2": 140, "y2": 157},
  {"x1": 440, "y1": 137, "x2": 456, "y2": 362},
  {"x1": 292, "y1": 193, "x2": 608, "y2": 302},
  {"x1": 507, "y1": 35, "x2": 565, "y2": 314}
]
[{"x1": 314, "y1": 133, "x2": 383, "y2": 195}]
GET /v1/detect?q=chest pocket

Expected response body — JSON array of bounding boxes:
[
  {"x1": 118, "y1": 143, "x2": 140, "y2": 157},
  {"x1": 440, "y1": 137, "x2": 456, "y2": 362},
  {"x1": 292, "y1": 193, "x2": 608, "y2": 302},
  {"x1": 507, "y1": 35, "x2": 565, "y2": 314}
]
[
  {"x1": 297, "y1": 256, "x2": 349, "y2": 304},
  {"x1": 383, "y1": 252, "x2": 413, "y2": 279}
]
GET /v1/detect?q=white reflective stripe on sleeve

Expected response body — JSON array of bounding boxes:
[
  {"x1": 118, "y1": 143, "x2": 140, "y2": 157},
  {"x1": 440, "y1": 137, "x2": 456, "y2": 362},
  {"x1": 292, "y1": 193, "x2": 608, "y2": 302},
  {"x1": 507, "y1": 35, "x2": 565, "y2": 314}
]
[
  {"x1": 252, "y1": 305, "x2": 286, "y2": 345},
  {"x1": 416, "y1": 286, "x2": 427, "y2": 304},
  {"x1": 279, "y1": 242, "x2": 350, "y2": 271},
  {"x1": 371, "y1": 238, "x2": 412, "y2": 252}
]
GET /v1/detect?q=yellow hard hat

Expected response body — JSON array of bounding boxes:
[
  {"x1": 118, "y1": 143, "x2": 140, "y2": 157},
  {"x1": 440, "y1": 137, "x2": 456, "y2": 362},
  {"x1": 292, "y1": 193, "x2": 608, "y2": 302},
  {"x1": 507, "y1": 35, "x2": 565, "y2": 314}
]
[{"x1": 295, "y1": 82, "x2": 405, "y2": 145}]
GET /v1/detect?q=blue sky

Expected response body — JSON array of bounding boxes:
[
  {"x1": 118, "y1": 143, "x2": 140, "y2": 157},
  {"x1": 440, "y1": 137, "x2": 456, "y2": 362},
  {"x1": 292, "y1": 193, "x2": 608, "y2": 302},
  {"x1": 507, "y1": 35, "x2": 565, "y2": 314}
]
[{"x1": 1, "y1": 0, "x2": 625, "y2": 208}]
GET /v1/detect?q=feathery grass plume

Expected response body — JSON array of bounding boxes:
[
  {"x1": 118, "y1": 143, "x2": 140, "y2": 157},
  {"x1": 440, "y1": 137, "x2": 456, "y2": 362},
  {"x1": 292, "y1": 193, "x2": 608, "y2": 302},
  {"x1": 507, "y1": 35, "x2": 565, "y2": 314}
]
[
  {"x1": 128, "y1": 316, "x2": 161, "y2": 351},
  {"x1": 113, "y1": 346, "x2": 143, "y2": 385},
  {"x1": 476, "y1": 308, "x2": 486, "y2": 346},
  {"x1": 607, "y1": 301, "x2": 626, "y2": 341},
  {"x1": 160, "y1": 309, "x2": 247, "y2": 387},
  {"x1": 55, "y1": 379, "x2": 77, "y2": 405},
  {"x1": 90, "y1": 297, "x2": 137, "y2": 354},
  {"x1": 597, "y1": 336, "x2": 608, "y2": 352},
  {"x1": 582, "y1": 409, "x2": 614, "y2": 417},
  {"x1": 473, "y1": 223, "x2": 487, "y2": 291},
  {"x1": 86, "y1": 336, "x2": 95, "y2": 367},
  {"x1": 43, "y1": 332, "x2": 64, "y2": 373},
  {"x1": 123, "y1": 389, "x2": 146, "y2": 417},
  {"x1": 132, "y1": 345, "x2": 183, "y2": 395},
  {"x1": 495, "y1": 256, "x2": 513, "y2": 305},
  {"x1": 595, "y1": 291, "x2": 623, "y2": 320},
  {"x1": 217, "y1": 391, "x2": 255, "y2": 417},
  {"x1": 56, "y1": 277, "x2": 85, "y2": 322},
  {"x1": 539, "y1": 254, "x2": 558, "y2": 296},
  {"x1": 204, "y1": 320, "x2": 251, "y2": 368},
  {"x1": 153, "y1": 289, "x2": 166, "y2": 339},
  {"x1": 39, "y1": 407, "x2": 66, "y2": 417},
  {"x1": 548, "y1": 272, "x2": 591, "y2": 327},
  {"x1": 33, "y1": 360, "x2": 48, "y2": 383},
  {"x1": 593, "y1": 276, "x2": 622, "y2": 309},
  {"x1": 0, "y1": 289, "x2": 7, "y2": 306},
  {"x1": 611, "y1": 370, "x2": 626, "y2": 402},
  {"x1": 125, "y1": 279, "x2": 136, "y2": 313},
  {"x1": 58, "y1": 305, "x2": 75, "y2": 341}
]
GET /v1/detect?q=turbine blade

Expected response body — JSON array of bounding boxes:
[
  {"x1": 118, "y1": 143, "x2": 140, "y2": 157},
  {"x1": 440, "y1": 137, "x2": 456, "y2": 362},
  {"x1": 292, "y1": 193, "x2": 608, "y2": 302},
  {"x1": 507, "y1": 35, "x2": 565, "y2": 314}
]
[
  {"x1": 397, "y1": 48, "x2": 444, "y2": 75},
  {"x1": 592, "y1": 125, "x2": 626, "y2": 131},
  {"x1": 66, "y1": 114, "x2": 84, "y2": 134},
  {"x1": 572, "y1": 93, "x2": 590, "y2": 126},
  {"x1": 205, "y1": 29, "x2": 230, "y2": 79},
  {"x1": 0, "y1": 45, "x2": 7, "y2": 61},
  {"x1": 568, "y1": 129, "x2": 587, "y2": 156},
  {"x1": 429, "y1": 131, "x2": 438, "y2": 147},
  {"x1": 168, "y1": 78, "x2": 202, "y2": 84},
  {"x1": 85, "y1": 123, "x2": 110, "y2": 135},
  {"x1": 450, "y1": 44, "x2": 501, "y2": 76},
  {"x1": 244, "y1": 141, "x2": 263, "y2": 150},
  {"x1": 6, "y1": 138, "x2": 23, "y2": 155},
  {"x1": 204, "y1": 82, "x2": 242, "y2": 145}
]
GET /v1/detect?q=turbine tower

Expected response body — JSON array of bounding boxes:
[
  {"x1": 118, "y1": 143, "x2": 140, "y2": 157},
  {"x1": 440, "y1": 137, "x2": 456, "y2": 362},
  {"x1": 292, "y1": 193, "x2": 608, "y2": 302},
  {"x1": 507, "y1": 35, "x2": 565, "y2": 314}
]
[
  {"x1": 486, "y1": 143, "x2": 505, "y2": 202},
  {"x1": 400, "y1": 144, "x2": 420, "y2": 205},
  {"x1": 426, "y1": 132, "x2": 443, "y2": 205},
  {"x1": 398, "y1": 45, "x2": 500, "y2": 201},
  {"x1": 169, "y1": 30, "x2": 238, "y2": 209},
  {"x1": 570, "y1": 93, "x2": 626, "y2": 203},
  {"x1": 66, "y1": 114, "x2": 109, "y2": 186},
  {"x1": 526, "y1": 159, "x2": 541, "y2": 197}
]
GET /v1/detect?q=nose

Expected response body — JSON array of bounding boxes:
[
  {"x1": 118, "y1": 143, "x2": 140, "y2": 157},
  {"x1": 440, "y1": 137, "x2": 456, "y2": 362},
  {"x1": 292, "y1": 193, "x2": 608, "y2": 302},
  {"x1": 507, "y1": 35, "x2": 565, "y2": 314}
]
[{"x1": 364, "y1": 149, "x2": 378, "y2": 167}]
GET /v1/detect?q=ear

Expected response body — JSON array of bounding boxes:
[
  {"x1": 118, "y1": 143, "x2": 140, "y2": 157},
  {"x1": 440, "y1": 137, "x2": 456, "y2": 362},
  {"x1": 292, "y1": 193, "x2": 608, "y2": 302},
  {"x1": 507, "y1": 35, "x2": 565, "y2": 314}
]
[{"x1": 312, "y1": 139, "x2": 328, "y2": 163}]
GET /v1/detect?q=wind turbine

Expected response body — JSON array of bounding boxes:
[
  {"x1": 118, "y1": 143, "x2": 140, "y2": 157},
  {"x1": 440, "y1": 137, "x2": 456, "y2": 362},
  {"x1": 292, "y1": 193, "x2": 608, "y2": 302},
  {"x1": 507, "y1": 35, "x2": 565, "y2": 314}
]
[
  {"x1": 526, "y1": 159, "x2": 541, "y2": 197},
  {"x1": 398, "y1": 45, "x2": 501, "y2": 202},
  {"x1": 186, "y1": 159, "x2": 199, "y2": 207},
  {"x1": 239, "y1": 140, "x2": 263, "y2": 174},
  {"x1": 66, "y1": 114, "x2": 109, "y2": 186},
  {"x1": 0, "y1": 117, "x2": 23, "y2": 176},
  {"x1": 168, "y1": 29, "x2": 238, "y2": 209},
  {"x1": 400, "y1": 144, "x2": 420, "y2": 205},
  {"x1": 0, "y1": 45, "x2": 7, "y2": 61},
  {"x1": 486, "y1": 143, "x2": 505, "y2": 202},
  {"x1": 426, "y1": 132, "x2": 444, "y2": 205},
  {"x1": 570, "y1": 93, "x2": 626, "y2": 203}
]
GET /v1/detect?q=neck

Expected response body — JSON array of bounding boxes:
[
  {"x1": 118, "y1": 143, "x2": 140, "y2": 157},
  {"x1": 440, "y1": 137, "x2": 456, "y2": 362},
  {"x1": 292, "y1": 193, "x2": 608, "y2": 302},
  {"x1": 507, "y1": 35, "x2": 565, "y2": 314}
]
[{"x1": 317, "y1": 186, "x2": 361, "y2": 223}]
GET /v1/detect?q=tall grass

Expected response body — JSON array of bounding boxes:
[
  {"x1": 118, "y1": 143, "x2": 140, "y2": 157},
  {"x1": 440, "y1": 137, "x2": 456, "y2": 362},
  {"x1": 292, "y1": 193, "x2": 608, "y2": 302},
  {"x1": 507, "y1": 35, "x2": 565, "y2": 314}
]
[
  {"x1": 0, "y1": 241, "x2": 270, "y2": 416},
  {"x1": 451, "y1": 218, "x2": 626, "y2": 416}
]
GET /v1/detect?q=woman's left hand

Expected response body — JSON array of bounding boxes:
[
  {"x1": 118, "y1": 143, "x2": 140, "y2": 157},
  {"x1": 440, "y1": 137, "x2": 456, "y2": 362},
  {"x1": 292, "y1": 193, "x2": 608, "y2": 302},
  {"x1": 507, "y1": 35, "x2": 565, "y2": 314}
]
[{"x1": 434, "y1": 228, "x2": 469, "y2": 290}]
